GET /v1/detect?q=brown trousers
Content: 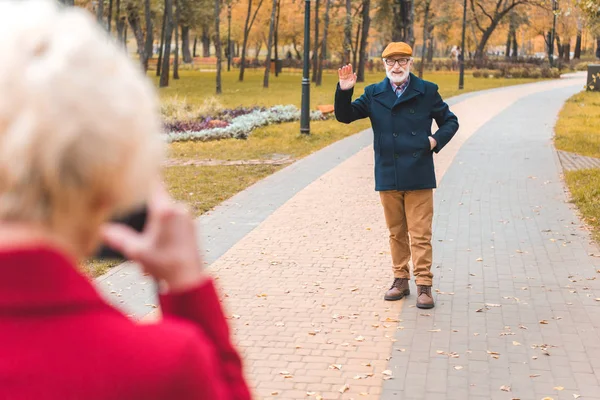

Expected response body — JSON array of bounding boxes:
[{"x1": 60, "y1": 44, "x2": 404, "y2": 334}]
[{"x1": 379, "y1": 189, "x2": 434, "y2": 286}]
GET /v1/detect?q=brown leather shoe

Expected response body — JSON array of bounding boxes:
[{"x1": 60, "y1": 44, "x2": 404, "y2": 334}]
[
  {"x1": 416, "y1": 285, "x2": 434, "y2": 309},
  {"x1": 384, "y1": 278, "x2": 410, "y2": 301}
]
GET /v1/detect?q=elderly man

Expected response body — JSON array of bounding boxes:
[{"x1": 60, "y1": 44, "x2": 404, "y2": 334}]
[{"x1": 334, "y1": 42, "x2": 459, "y2": 309}]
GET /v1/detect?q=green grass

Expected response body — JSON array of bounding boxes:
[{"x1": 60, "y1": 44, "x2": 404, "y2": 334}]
[
  {"x1": 564, "y1": 169, "x2": 600, "y2": 242},
  {"x1": 163, "y1": 164, "x2": 283, "y2": 216},
  {"x1": 555, "y1": 91, "x2": 600, "y2": 158},
  {"x1": 555, "y1": 90, "x2": 600, "y2": 243}
]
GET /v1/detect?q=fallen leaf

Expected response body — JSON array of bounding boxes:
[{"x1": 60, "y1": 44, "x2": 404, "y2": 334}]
[
  {"x1": 486, "y1": 303, "x2": 501, "y2": 307},
  {"x1": 329, "y1": 364, "x2": 342, "y2": 370},
  {"x1": 539, "y1": 320, "x2": 549, "y2": 324},
  {"x1": 275, "y1": 322, "x2": 285, "y2": 327},
  {"x1": 573, "y1": 394, "x2": 581, "y2": 399},
  {"x1": 429, "y1": 329, "x2": 442, "y2": 332},
  {"x1": 529, "y1": 374, "x2": 540, "y2": 378},
  {"x1": 513, "y1": 341, "x2": 521, "y2": 346},
  {"x1": 382, "y1": 370, "x2": 393, "y2": 380},
  {"x1": 339, "y1": 384, "x2": 350, "y2": 393},
  {"x1": 454, "y1": 366, "x2": 463, "y2": 370},
  {"x1": 554, "y1": 386, "x2": 564, "y2": 391},
  {"x1": 385, "y1": 317, "x2": 400, "y2": 322},
  {"x1": 500, "y1": 385, "x2": 511, "y2": 392},
  {"x1": 487, "y1": 351, "x2": 500, "y2": 355},
  {"x1": 355, "y1": 336, "x2": 365, "y2": 342},
  {"x1": 420, "y1": 313, "x2": 431, "y2": 317},
  {"x1": 271, "y1": 391, "x2": 279, "y2": 395},
  {"x1": 476, "y1": 258, "x2": 483, "y2": 262},
  {"x1": 519, "y1": 325, "x2": 528, "y2": 330},
  {"x1": 542, "y1": 398, "x2": 554, "y2": 400}
]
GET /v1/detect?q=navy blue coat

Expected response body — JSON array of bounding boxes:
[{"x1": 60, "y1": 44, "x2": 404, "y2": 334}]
[{"x1": 335, "y1": 73, "x2": 459, "y2": 191}]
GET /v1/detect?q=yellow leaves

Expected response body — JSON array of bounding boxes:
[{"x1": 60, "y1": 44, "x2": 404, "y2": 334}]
[
  {"x1": 512, "y1": 341, "x2": 522, "y2": 346},
  {"x1": 329, "y1": 364, "x2": 342, "y2": 370},
  {"x1": 279, "y1": 371, "x2": 293, "y2": 378},
  {"x1": 500, "y1": 385, "x2": 511, "y2": 392},
  {"x1": 539, "y1": 320, "x2": 549, "y2": 324},
  {"x1": 382, "y1": 370, "x2": 394, "y2": 380},
  {"x1": 553, "y1": 386, "x2": 564, "y2": 391},
  {"x1": 338, "y1": 384, "x2": 350, "y2": 393},
  {"x1": 355, "y1": 336, "x2": 365, "y2": 342}
]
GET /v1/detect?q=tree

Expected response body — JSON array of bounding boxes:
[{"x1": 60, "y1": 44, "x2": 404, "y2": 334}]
[
  {"x1": 344, "y1": 0, "x2": 352, "y2": 64},
  {"x1": 263, "y1": 0, "x2": 278, "y2": 88},
  {"x1": 418, "y1": 0, "x2": 433, "y2": 78},
  {"x1": 174, "y1": 0, "x2": 181, "y2": 79},
  {"x1": 469, "y1": 0, "x2": 534, "y2": 62},
  {"x1": 391, "y1": 0, "x2": 415, "y2": 44},
  {"x1": 126, "y1": 1, "x2": 153, "y2": 72},
  {"x1": 160, "y1": 0, "x2": 174, "y2": 87},
  {"x1": 312, "y1": 0, "x2": 320, "y2": 83},
  {"x1": 357, "y1": 0, "x2": 370, "y2": 82},
  {"x1": 239, "y1": 0, "x2": 265, "y2": 81},
  {"x1": 316, "y1": 0, "x2": 332, "y2": 86},
  {"x1": 215, "y1": 0, "x2": 223, "y2": 94},
  {"x1": 97, "y1": 0, "x2": 105, "y2": 27}
]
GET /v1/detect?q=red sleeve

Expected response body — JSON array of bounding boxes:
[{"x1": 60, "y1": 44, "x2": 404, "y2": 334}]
[{"x1": 159, "y1": 279, "x2": 251, "y2": 400}]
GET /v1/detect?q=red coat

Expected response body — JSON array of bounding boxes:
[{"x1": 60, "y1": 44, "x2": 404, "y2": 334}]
[{"x1": 0, "y1": 246, "x2": 252, "y2": 400}]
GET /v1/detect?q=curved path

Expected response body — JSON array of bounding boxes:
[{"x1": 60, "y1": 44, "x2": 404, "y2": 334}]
[{"x1": 97, "y1": 73, "x2": 599, "y2": 400}]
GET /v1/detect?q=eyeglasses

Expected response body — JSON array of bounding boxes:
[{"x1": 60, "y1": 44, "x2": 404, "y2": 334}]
[{"x1": 384, "y1": 58, "x2": 411, "y2": 67}]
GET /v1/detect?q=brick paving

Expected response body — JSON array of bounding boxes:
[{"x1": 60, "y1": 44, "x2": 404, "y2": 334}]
[
  {"x1": 557, "y1": 150, "x2": 600, "y2": 171},
  {"x1": 99, "y1": 74, "x2": 600, "y2": 399}
]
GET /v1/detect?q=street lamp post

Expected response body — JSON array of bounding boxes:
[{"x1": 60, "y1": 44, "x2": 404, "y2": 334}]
[
  {"x1": 458, "y1": 0, "x2": 467, "y2": 90},
  {"x1": 300, "y1": 0, "x2": 311, "y2": 135}
]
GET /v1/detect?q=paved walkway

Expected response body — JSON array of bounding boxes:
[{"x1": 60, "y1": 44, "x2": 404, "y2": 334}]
[
  {"x1": 558, "y1": 150, "x2": 600, "y2": 171},
  {"x1": 96, "y1": 73, "x2": 600, "y2": 399}
]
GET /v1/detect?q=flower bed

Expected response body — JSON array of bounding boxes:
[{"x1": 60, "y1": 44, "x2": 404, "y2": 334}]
[{"x1": 164, "y1": 104, "x2": 328, "y2": 143}]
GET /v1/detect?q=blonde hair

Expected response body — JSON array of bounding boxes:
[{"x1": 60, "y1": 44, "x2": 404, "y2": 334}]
[{"x1": 0, "y1": 1, "x2": 163, "y2": 233}]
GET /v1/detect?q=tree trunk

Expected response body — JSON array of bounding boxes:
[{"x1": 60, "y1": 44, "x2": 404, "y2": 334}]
[
  {"x1": 427, "y1": 34, "x2": 434, "y2": 63},
  {"x1": 97, "y1": 0, "x2": 105, "y2": 28},
  {"x1": 596, "y1": 37, "x2": 600, "y2": 59},
  {"x1": 343, "y1": 0, "x2": 352, "y2": 64},
  {"x1": 312, "y1": 0, "x2": 320, "y2": 82},
  {"x1": 215, "y1": 0, "x2": 222, "y2": 94},
  {"x1": 291, "y1": 37, "x2": 302, "y2": 60},
  {"x1": 511, "y1": 31, "x2": 518, "y2": 59},
  {"x1": 556, "y1": 35, "x2": 563, "y2": 60},
  {"x1": 563, "y1": 43, "x2": 570, "y2": 62},
  {"x1": 116, "y1": 0, "x2": 124, "y2": 43},
  {"x1": 58, "y1": 0, "x2": 75, "y2": 5},
  {"x1": 316, "y1": 0, "x2": 331, "y2": 86},
  {"x1": 353, "y1": 14, "x2": 361, "y2": 68},
  {"x1": 356, "y1": 0, "x2": 370, "y2": 82},
  {"x1": 474, "y1": 24, "x2": 498, "y2": 64},
  {"x1": 123, "y1": 18, "x2": 128, "y2": 46},
  {"x1": 254, "y1": 40, "x2": 263, "y2": 60},
  {"x1": 202, "y1": 26, "x2": 211, "y2": 57},
  {"x1": 107, "y1": 0, "x2": 113, "y2": 33},
  {"x1": 182, "y1": 26, "x2": 193, "y2": 63},
  {"x1": 392, "y1": 0, "x2": 413, "y2": 43},
  {"x1": 193, "y1": 36, "x2": 198, "y2": 57},
  {"x1": 263, "y1": 0, "x2": 278, "y2": 88},
  {"x1": 505, "y1": 27, "x2": 512, "y2": 59},
  {"x1": 173, "y1": 0, "x2": 180, "y2": 79},
  {"x1": 143, "y1": 0, "x2": 153, "y2": 71},
  {"x1": 126, "y1": 4, "x2": 149, "y2": 70},
  {"x1": 159, "y1": 0, "x2": 173, "y2": 87},
  {"x1": 418, "y1": 0, "x2": 430, "y2": 78},
  {"x1": 575, "y1": 31, "x2": 582, "y2": 59},
  {"x1": 238, "y1": 0, "x2": 265, "y2": 81},
  {"x1": 274, "y1": 0, "x2": 281, "y2": 77},
  {"x1": 157, "y1": 3, "x2": 167, "y2": 76}
]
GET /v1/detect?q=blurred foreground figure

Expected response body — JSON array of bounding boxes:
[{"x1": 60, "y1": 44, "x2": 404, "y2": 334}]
[{"x1": 0, "y1": 1, "x2": 251, "y2": 399}]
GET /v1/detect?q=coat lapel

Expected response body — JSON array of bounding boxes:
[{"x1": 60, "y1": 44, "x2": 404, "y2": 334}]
[
  {"x1": 372, "y1": 78, "x2": 398, "y2": 110},
  {"x1": 394, "y1": 73, "x2": 425, "y2": 107}
]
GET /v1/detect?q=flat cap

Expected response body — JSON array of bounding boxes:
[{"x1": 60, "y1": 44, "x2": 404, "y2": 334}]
[{"x1": 382, "y1": 42, "x2": 412, "y2": 58}]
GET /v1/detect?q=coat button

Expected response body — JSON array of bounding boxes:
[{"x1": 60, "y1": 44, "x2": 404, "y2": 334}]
[
  {"x1": 411, "y1": 131, "x2": 416, "y2": 136},
  {"x1": 393, "y1": 132, "x2": 398, "y2": 137},
  {"x1": 409, "y1": 109, "x2": 415, "y2": 114},
  {"x1": 413, "y1": 152, "x2": 418, "y2": 157},
  {"x1": 394, "y1": 153, "x2": 399, "y2": 159}
]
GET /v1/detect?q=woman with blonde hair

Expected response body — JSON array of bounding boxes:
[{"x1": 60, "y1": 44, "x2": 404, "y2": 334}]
[{"x1": 0, "y1": 1, "x2": 251, "y2": 399}]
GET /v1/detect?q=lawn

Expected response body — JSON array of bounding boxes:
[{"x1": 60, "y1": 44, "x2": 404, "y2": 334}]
[{"x1": 555, "y1": 90, "x2": 600, "y2": 242}]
